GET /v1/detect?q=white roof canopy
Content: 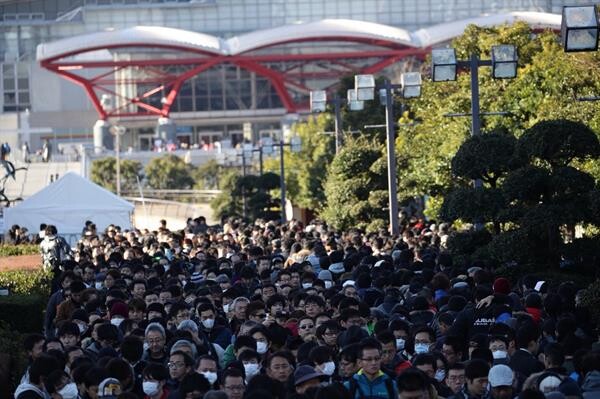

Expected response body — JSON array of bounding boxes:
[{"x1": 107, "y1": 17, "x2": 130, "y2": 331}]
[
  {"x1": 4, "y1": 172, "x2": 134, "y2": 237},
  {"x1": 37, "y1": 12, "x2": 561, "y2": 62}
]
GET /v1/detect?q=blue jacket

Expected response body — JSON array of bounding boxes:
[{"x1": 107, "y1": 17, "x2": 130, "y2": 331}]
[{"x1": 344, "y1": 370, "x2": 398, "y2": 399}]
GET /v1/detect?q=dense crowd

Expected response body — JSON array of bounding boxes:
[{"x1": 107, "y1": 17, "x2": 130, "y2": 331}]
[{"x1": 16, "y1": 216, "x2": 600, "y2": 399}]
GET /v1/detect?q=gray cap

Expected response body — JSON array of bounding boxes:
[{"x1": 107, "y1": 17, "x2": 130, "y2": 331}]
[{"x1": 294, "y1": 365, "x2": 324, "y2": 386}]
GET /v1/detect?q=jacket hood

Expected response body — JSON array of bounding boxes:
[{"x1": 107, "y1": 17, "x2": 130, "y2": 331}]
[{"x1": 14, "y1": 382, "x2": 47, "y2": 399}]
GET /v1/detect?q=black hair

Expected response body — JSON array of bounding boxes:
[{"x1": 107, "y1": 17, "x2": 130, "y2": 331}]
[
  {"x1": 309, "y1": 345, "x2": 333, "y2": 365},
  {"x1": 358, "y1": 338, "x2": 382, "y2": 359},
  {"x1": 29, "y1": 354, "x2": 60, "y2": 385},
  {"x1": 143, "y1": 363, "x2": 169, "y2": 381},
  {"x1": 120, "y1": 335, "x2": 144, "y2": 363},
  {"x1": 23, "y1": 333, "x2": 45, "y2": 351},
  {"x1": 396, "y1": 368, "x2": 431, "y2": 393},
  {"x1": 179, "y1": 372, "x2": 211, "y2": 395},
  {"x1": 465, "y1": 359, "x2": 490, "y2": 380}
]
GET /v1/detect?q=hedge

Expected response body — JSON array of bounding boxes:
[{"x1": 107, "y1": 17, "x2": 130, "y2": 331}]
[
  {"x1": 0, "y1": 321, "x2": 27, "y2": 397},
  {"x1": 0, "y1": 269, "x2": 51, "y2": 296},
  {"x1": 0, "y1": 244, "x2": 39, "y2": 257}
]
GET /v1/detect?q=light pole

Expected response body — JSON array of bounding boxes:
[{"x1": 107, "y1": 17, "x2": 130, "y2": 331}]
[
  {"x1": 354, "y1": 72, "x2": 422, "y2": 235},
  {"x1": 431, "y1": 46, "x2": 517, "y2": 227},
  {"x1": 309, "y1": 90, "x2": 364, "y2": 154},
  {"x1": 109, "y1": 125, "x2": 126, "y2": 196}
]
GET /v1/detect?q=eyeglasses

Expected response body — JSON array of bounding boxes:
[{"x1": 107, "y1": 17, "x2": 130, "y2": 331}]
[
  {"x1": 447, "y1": 375, "x2": 465, "y2": 382},
  {"x1": 168, "y1": 362, "x2": 186, "y2": 369},
  {"x1": 147, "y1": 339, "x2": 164, "y2": 344},
  {"x1": 299, "y1": 324, "x2": 314, "y2": 330}
]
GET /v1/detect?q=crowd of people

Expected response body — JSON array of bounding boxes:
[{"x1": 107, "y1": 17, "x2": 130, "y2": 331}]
[{"x1": 14, "y1": 216, "x2": 600, "y2": 399}]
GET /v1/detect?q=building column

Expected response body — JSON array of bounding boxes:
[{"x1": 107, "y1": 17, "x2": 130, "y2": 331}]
[
  {"x1": 157, "y1": 117, "x2": 176, "y2": 144},
  {"x1": 93, "y1": 119, "x2": 112, "y2": 153}
]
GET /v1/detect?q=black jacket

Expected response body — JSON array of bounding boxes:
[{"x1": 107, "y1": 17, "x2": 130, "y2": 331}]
[{"x1": 509, "y1": 349, "x2": 544, "y2": 380}]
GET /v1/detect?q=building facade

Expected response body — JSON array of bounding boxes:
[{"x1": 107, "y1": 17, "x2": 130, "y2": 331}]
[{"x1": 0, "y1": 0, "x2": 579, "y2": 153}]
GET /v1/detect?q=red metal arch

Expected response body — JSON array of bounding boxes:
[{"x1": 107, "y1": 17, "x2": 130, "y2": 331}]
[{"x1": 41, "y1": 41, "x2": 429, "y2": 119}]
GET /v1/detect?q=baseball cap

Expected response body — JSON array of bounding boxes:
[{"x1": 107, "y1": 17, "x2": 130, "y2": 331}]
[
  {"x1": 489, "y1": 365, "x2": 513, "y2": 388},
  {"x1": 294, "y1": 365, "x2": 324, "y2": 386}
]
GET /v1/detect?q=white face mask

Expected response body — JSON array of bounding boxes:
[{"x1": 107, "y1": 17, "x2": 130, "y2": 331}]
[
  {"x1": 324, "y1": 281, "x2": 333, "y2": 289},
  {"x1": 396, "y1": 338, "x2": 405, "y2": 351},
  {"x1": 256, "y1": 341, "x2": 268, "y2": 354},
  {"x1": 202, "y1": 318, "x2": 215, "y2": 329},
  {"x1": 492, "y1": 350, "x2": 508, "y2": 360},
  {"x1": 201, "y1": 371, "x2": 218, "y2": 385},
  {"x1": 321, "y1": 361, "x2": 336, "y2": 376},
  {"x1": 143, "y1": 381, "x2": 160, "y2": 396},
  {"x1": 58, "y1": 382, "x2": 78, "y2": 399},
  {"x1": 95, "y1": 282, "x2": 103, "y2": 290},
  {"x1": 435, "y1": 369, "x2": 446, "y2": 382},
  {"x1": 143, "y1": 342, "x2": 149, "y2": 351},
  {"x1": 302, "y1": 282, "x2": 312, "y2": 289},
  {"x1": 244, "y1": 363, "x2": 260, "y2": 378},
  {"x1": 414, "y1": 343, "x2": 430, "y2": 354},
  {"x1": 223, "y1": 303, "x2": 230, "y2": 313},
  {"x1": 110, "y1": 317, "x2": 124, "y2": 327}
]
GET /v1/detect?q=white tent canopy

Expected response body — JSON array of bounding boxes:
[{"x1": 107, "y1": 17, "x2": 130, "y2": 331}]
[{"x1": 4, "y1": 172, "x2": 134, "y2": 240}]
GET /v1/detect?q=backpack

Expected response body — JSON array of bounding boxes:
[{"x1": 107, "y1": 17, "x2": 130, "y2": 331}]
[{"x1": 348, "y1": 376, "x2": 395, "y2": 399}]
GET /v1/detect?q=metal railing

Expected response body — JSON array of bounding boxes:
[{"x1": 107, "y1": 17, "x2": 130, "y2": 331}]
[{"x1": 121, "y1": 189, "x2": 220, "y2": 203}]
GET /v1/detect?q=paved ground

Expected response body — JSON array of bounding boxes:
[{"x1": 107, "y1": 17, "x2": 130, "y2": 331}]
[{"x1": 0, "y1": 255, "x2": 40, "y2": 272}]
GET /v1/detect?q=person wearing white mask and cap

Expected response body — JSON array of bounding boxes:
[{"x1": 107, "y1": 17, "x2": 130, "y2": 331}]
[{"x1": 196, "y1": 302, "x2": 233, "y2": 350}]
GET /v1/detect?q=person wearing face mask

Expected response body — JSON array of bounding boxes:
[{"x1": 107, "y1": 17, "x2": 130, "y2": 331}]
[
  {"x1": 248, "y1": 326, "x2": 272, "y2": 357},
  {"x1": 412, "y1": 326, "x2": 436, "y2": 357},
  {"x1": 142, "y1": 363, "x2": 170, "y2": 399},
  {"x1": 317, "y1": 270, "x2": 335, "y2": 290},
  {"x1": 309, "y1": 346, "x2": 337, "y2": 380},
  {"x1": 45, "y1": 370, "x2": 79, "y2": 399},
  {"x1": 109, "y1": 301, "x2": 129, "y2": 330},
  {"x1": 196, "y1": 303, "x2": 232, "y2": 350},
  {"x1": 15, "y1": 354, "x2": 59, "y2": 399},
  {"x1": 489, "y1": 336, "x2": 510, "y2": 365},
  {"x1": 239, "y1": 349, "x2": 261, "y2": 383},
  {"x1": 196, "y1": 356, "x2": 219, "y2": 388}
]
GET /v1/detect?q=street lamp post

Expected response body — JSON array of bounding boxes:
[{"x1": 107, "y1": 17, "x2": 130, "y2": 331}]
[
  {"x1": 309, "y1": 90, "x2": 364, "y2": 154},
  {"x1": 354, "y1": 72, "x2": 422, "y2": 236},
  {"x1": 431, "y1": 45, "x2": 518, "y2": 227}
]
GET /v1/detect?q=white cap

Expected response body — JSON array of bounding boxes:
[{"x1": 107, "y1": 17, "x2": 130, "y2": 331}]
[{"x1": 488, "y1": 365, "x2": 513, "y2": 388}]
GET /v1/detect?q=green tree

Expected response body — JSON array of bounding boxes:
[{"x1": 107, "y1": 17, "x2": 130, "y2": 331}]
[
  {"x1": 193, "y1": 159, "x2": 222, "y2": 190},
  {"x1": 90, "y1": 157, "x2": 142, "y2": 193},
  {"x1": 145, "y1": 154, "x2": 195, "y2": 189},
  {"x1": 321, "y1": 136, "x2": 387, "y2": 231},
  {"x1": 396, "y1": 22, "x2": 600, "y2": 218},
  {"x1": 444, "y1": 119, "x2": 600, "y2": 269}
]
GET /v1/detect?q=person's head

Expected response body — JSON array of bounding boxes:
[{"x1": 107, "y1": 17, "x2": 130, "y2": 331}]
[
  {"x1": 516, "y1": 326, "x2": 539, "y2": 353},
  {"x1": 465, "y1": 359, "x2": 490, "y2": 397},
  {"x1": 120, "y1": 335, "x2": 143, "y2": 364},
  {"x1": 145, "y1": 323, "x2": 166, "y2": 355},
  {"x1": 170, "y1": 339, "x2": 197, "y2": 360},
  {"x1": 376, "y1": 330, "x2": 397, "y2": 366},
  {"x1": 298, "y1": 316, "x2": 316, "y2": 340},
  {"x1": 196, "y1": 355, "x2": 218, "y2": 386},
  {"x1": 294, "y1": 365, "x2": 323, "y2": 394},
  {"x1": 442, "y1": 336, "x2": 464, "y2": 366},
  {"x1": 24, "y1": 333, "x2": 45, "y2": 360},
  {"x1": 128, "y1": 297, "x2": 146, "y2": 322},
  {"x1": 179, "y1": 372, "x2": 212, "y2": 399},
  {"x1": 84, "y1": 367, "x2": 108, "y2": 399},
  {"x1": 168, "y1": 350, "x2": 194, "y2": 381},
  {"x1": 447, "y1": 363, "x2": 466, "y2": 394},
  {"x1": 233, "y1": 297, "x2": 250, "y2": 320},
  {"x1": 222, "y1": 368, "x2": 245, "y2": 399},
  {"x1": 249, "y1": 326, "x2": 271, "y2": 356},
  {"x1": 397, "y1": 368, "x2": 432, "y2": 399},
  {"x1": 488, "y1": 364, "x2": 514, "y2": 399},
  {"x1": 339, "y1": 344, "x2": 360, "y2": 378},
  {"x1": 29, "y1": 354, "x2": 60, "y2": 387},
  {"x1": 358, "y1": 338, "x2": 383, "y2": 377},
  {"x1": 305, "y1": 295, "x2": 326, "y2": 318},
  {"x1": 239, "y1": 349, "x2": 261, "y2": 381},
  {"x1": 58, "y1": 322, "x2": 81, "y2": 348},
  {"x1": 266, "y1": 351, "x2": 294, "y2": 383},
  {"x1": 142, "y1": 363, "x2": 169, "y2": 398},
  {"x1": 309, "y1": 345, "x2": 336, "y2": 376},
  {"x1": 317, "y1": 320, "x2": 340, "y2": 348},
  {"x1": 413, "y1": 326, "x2": 435, "y2": 355},
  {"x1": 489, "y1": 336, "x2": 509, "y2": 361},
  {"x1": 544, "y1": 343, "x2": 565, "y2": 369},
  {"x1": 412, "y1": 353, "x2": 436, "y2": 379}
]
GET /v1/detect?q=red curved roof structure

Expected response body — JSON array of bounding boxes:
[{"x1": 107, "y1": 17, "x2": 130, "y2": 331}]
[{"x1": 37, "y1": 13, "x2": 560, "y2": 119}]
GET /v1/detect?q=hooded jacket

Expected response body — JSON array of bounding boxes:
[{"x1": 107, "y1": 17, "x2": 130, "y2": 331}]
[{"x1": 14, "y1": 382, "x2": 49, "y2": 399}]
